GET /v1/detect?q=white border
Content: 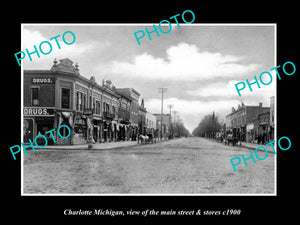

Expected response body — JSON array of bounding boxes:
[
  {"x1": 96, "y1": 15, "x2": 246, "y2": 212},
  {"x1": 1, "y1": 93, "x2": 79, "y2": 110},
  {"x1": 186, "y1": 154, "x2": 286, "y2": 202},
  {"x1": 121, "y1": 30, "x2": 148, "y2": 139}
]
[{"x1": 21, "y1": 23, "x2": 277, "y2": 196}]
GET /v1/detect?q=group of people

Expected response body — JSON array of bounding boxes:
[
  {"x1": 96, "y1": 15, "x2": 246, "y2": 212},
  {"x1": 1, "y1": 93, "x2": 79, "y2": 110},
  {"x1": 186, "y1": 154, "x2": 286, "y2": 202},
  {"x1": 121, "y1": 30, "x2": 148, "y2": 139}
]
[{"x1": 257, "y1": 133, "x2": 268, "y2": 145}]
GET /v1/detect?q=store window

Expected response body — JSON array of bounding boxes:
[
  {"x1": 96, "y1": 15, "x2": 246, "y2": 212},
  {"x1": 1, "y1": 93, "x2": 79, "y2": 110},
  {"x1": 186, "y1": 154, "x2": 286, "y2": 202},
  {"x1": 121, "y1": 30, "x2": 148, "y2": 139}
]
[
  {"x1": 61, "y1": 88, "x2": 70, "y2": 109},
  {"x1": 23, "y1": 118, "x2": 34, "y2": 143}
]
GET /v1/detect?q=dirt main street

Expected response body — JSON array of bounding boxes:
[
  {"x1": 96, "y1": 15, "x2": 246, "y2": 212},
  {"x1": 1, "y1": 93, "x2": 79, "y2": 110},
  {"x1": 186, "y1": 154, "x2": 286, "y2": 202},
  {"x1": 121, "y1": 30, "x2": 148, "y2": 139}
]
[{"x1": 23, "y1": 137, "x2": 275, "y2": 194}]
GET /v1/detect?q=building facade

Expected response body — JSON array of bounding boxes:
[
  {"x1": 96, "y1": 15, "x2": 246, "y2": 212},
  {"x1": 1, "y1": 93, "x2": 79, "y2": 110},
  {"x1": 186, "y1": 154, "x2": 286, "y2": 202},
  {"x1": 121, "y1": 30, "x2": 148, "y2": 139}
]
[
  {"x1": 252, "y1": 110, "x2": 270, "y2": 144},
  {"x1": 225, "y1": 102, "x2": 270, "y2": 142},
  {"x1": 146, "y1": 111, "x2": 157, "y2": 130},
  {"x1": 24, "y1": 58, "x2": 131, "y2": 145},
  {"x1": 115, "y1": 88, "x2": 140, "y2": 141},
  {"x1": 24, "y1": 58, "x2": 164, "y2": 145},
  {"x1": 115, "y1": 88, "x2": 132, "y2": 141}
]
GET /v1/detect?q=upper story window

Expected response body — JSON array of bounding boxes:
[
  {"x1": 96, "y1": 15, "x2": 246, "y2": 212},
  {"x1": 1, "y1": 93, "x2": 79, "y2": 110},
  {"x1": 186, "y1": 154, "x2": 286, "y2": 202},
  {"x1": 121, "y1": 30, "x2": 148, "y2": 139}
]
[
  {"x1": 31, "y1": 87, "x2": 39, "y2": 106},
  {"x1": 89, "y1": 96, "x2": 92, "y2": 109},
  {"x1": 61, "y1": 88, "x2": 70, "y2": 109},
  {"x1": 96, "y1": 101, "x2": 101, "y2": 115},
  {"x1": 76, "y1": 92, "x2": 79, "y2": 110},
  {"x1": 103, "y1": 102, "x2": 109, "y2": 112}
]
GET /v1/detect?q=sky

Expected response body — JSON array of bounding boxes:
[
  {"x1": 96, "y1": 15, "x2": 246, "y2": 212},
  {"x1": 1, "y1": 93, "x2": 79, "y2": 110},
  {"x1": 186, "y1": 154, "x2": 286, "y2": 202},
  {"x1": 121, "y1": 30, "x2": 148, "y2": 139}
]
[{"x1": 22, "y1": 24, "x2": 276, "y2": 133}]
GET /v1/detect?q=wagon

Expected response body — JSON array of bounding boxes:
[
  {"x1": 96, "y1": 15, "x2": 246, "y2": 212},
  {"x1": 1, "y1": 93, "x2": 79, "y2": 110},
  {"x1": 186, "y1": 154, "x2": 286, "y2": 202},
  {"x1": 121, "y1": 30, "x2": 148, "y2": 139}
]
[{"x1": 225, "y1": 134, "x2": 238, "y2": 146}]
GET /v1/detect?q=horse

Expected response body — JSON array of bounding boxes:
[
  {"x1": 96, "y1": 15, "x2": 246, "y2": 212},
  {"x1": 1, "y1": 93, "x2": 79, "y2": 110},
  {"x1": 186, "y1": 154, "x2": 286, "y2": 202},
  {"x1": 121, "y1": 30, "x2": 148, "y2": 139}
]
[{"x1": 138, "y1": 134, "x2": 149, "y2": 144}]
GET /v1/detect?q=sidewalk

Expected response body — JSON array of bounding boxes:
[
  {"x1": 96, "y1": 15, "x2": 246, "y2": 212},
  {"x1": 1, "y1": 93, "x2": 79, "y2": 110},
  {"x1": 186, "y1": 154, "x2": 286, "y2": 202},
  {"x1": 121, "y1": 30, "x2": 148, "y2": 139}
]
[
  {"x1": 44, "y1": 140, "x2": 140, "y2": 150},
  {"x1": 44, "y1": 138, "x2": 170, "y2": 150},
  {"x1": 240, "y1": 141, "x2": 276, "y2": 154}
]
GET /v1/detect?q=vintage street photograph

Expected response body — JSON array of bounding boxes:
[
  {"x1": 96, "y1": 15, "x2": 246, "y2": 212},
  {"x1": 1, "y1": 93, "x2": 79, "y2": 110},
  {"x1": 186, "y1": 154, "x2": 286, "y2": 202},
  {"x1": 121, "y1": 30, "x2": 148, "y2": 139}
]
[{"x1": 21, "y1": 24, "x2": 276, "y2": 195}]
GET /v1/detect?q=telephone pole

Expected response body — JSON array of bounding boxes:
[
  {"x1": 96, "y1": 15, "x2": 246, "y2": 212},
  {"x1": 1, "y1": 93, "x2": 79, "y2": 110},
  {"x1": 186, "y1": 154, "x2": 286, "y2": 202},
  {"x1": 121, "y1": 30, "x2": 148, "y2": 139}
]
[
  {"x1": 173, "y1": 110, "x2": 178, "y2": 137},
  {"x1": 158, "y1": 88, "x2": 167, "y2": 140}
]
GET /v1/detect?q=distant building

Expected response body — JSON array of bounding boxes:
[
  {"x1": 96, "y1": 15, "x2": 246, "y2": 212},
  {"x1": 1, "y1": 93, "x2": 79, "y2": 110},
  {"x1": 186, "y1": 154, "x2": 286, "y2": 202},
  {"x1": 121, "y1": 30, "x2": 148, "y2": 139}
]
[
  {"x1": 154, "y1": 114, "x2": 171, "y2": 139},
  {"x1": 225, "y1": 102, "x2": 270, "y2": 142},
  {"x1": 115, "y1": 88, "x2": 140, "y2": 140},
  {"x1": 138, "y1": 99, "x2": 147, "y2": 135},
  {"x1": 115, "y1": 87, "x2": 132, "y2": 141},
  {"x1": 254, "y1": 110, "x2": 270, "y2": 144},
  {"x1": 146, "y1": 111, "x2": 157, "y2": 130}
]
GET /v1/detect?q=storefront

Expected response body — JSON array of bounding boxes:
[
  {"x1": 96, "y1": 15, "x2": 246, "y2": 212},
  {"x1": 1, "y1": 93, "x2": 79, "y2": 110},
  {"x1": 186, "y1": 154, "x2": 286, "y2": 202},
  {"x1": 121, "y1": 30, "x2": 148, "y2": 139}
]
[
  {"x1": 56, "y1": 111, "x2": 75, "y2": 145},
  {"x1": 93, "y1": 118, "x2": 103, "y2": 143},
  {"x1": 23, "y1": 107, "x2": 55, "y2": 144},
  {"x1": 73, "y1": 113, "x2": 88, "y2": 144},
  {"x1": 246, "y1": 123, "x2": 255, "y2": 143}
]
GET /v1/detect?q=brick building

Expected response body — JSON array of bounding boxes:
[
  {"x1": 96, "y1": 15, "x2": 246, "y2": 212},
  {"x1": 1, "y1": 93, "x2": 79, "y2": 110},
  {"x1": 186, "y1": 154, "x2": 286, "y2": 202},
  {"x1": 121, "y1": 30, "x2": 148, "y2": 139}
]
[
  {"x1": 225, "y1": 102, "x2": 270, "y2": 142},
  {"x1": 115, "y1": 88, "x2": 140, "y2": 141},
  {"x1": 24, "y1": 58, "x2": 121, "y2": 145}
]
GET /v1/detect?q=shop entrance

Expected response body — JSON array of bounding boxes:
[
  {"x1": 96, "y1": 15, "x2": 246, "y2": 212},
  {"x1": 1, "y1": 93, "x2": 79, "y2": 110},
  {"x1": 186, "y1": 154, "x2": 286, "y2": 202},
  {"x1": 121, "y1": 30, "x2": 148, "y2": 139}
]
[
  {"x1": 23, "y1": 118, "x2": 34, "y2": 143},
  {"x1": 35, "y1": 117, "x2": 55, "y2": 145},
  {"x1": 93, "y1": 126, "x2": 98, "y2": 142},
  {"x1": 57, "y1": 120, "x2": 72, "y2": 145}
]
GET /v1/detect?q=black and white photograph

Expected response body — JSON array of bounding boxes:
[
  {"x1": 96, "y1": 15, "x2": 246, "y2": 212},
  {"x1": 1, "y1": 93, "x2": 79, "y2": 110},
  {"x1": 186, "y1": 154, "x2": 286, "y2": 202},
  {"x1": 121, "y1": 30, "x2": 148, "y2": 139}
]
[
  {"x1": 21, "y1": 24, "x2": 276, "y2": 195},
  {"x1": 4, "y1": 4, "x2": 299, "y2": 224}
]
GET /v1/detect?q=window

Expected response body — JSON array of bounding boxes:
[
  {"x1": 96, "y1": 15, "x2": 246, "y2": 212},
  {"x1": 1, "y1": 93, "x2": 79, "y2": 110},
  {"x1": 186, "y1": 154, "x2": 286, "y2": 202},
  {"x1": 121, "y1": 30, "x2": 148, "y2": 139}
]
[
  {"x1": 96, "y1": 101, "x2": 100, "y2": 115},
  {"x1": 83, "y1": 94, "x2": 86, "y2": 109},
  {"x1": 103, "y1": 102, "x2": 109, "y2": 112},
  {"x1": 31, "y1": 87, "x2": 39, "y2": 106},
  {"x1": 61, "y1": 88, "x2": 70, "y2": 109},
  {"x1": 76, "y1": 92, "x2": 79, "y2": 110},
  {"x1": 79, "y1": 92, "x2": 83, "y2": 111}
]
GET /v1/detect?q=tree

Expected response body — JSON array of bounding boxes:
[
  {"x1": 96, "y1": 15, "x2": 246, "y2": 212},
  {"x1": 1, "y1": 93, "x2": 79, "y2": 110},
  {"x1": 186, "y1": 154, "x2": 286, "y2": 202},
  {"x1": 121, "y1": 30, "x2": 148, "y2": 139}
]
[
  {"x1": 192, "y1": 112, "x2": 221, "y2": 138},
  {"x1": 173, "y1": 119, "x2": 190, "y2": 137}
]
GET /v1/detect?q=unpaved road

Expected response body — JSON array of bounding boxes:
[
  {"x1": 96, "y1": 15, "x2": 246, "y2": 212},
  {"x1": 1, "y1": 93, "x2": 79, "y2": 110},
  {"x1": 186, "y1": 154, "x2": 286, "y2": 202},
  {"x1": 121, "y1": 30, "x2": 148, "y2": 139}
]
[{"x1": 23, "y1": 137, "x2": 275, "y2": 194}]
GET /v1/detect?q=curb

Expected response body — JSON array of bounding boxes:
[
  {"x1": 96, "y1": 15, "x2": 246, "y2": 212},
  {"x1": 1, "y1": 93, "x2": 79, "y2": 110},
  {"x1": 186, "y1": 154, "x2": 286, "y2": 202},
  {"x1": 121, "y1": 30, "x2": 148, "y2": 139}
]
[
  {"x1": 207, "y1": 138, "x2": 275, "y2": 154},
  {"x1": 240, "y1": 144, "x2": 275, "y2": 154}
]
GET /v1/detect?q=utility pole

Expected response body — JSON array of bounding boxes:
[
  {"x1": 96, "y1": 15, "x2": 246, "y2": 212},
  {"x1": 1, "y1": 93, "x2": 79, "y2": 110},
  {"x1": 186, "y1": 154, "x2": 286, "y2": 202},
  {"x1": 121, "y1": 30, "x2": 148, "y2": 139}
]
[
  {"x1": 158, "y1": 88, "x2": 167, "y2": 140},
  {"x1": 167, "y1": 104, "x2": 173, "y2": 138},
  {"x1": 173, "y1": 111, "x2": 178, "y2": 138}
]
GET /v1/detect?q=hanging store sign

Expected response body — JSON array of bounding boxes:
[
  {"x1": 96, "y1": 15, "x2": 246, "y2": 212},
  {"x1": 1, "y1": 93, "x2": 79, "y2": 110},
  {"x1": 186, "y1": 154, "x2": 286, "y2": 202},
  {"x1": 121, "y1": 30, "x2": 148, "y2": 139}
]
[
  {"x1": 83, "y1": 109, "x2": 93, "y2": 115},
  {"x1": 23, "y1": 107, "x2": 55, "y2": 116}
]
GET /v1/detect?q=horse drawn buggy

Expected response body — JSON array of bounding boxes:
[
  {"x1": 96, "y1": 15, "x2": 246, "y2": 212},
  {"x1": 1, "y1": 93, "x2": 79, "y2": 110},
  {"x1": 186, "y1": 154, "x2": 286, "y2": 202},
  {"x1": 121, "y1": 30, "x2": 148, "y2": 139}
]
[{"x1": 138, "y1": 129, "x2": 156, "y2": 144}]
